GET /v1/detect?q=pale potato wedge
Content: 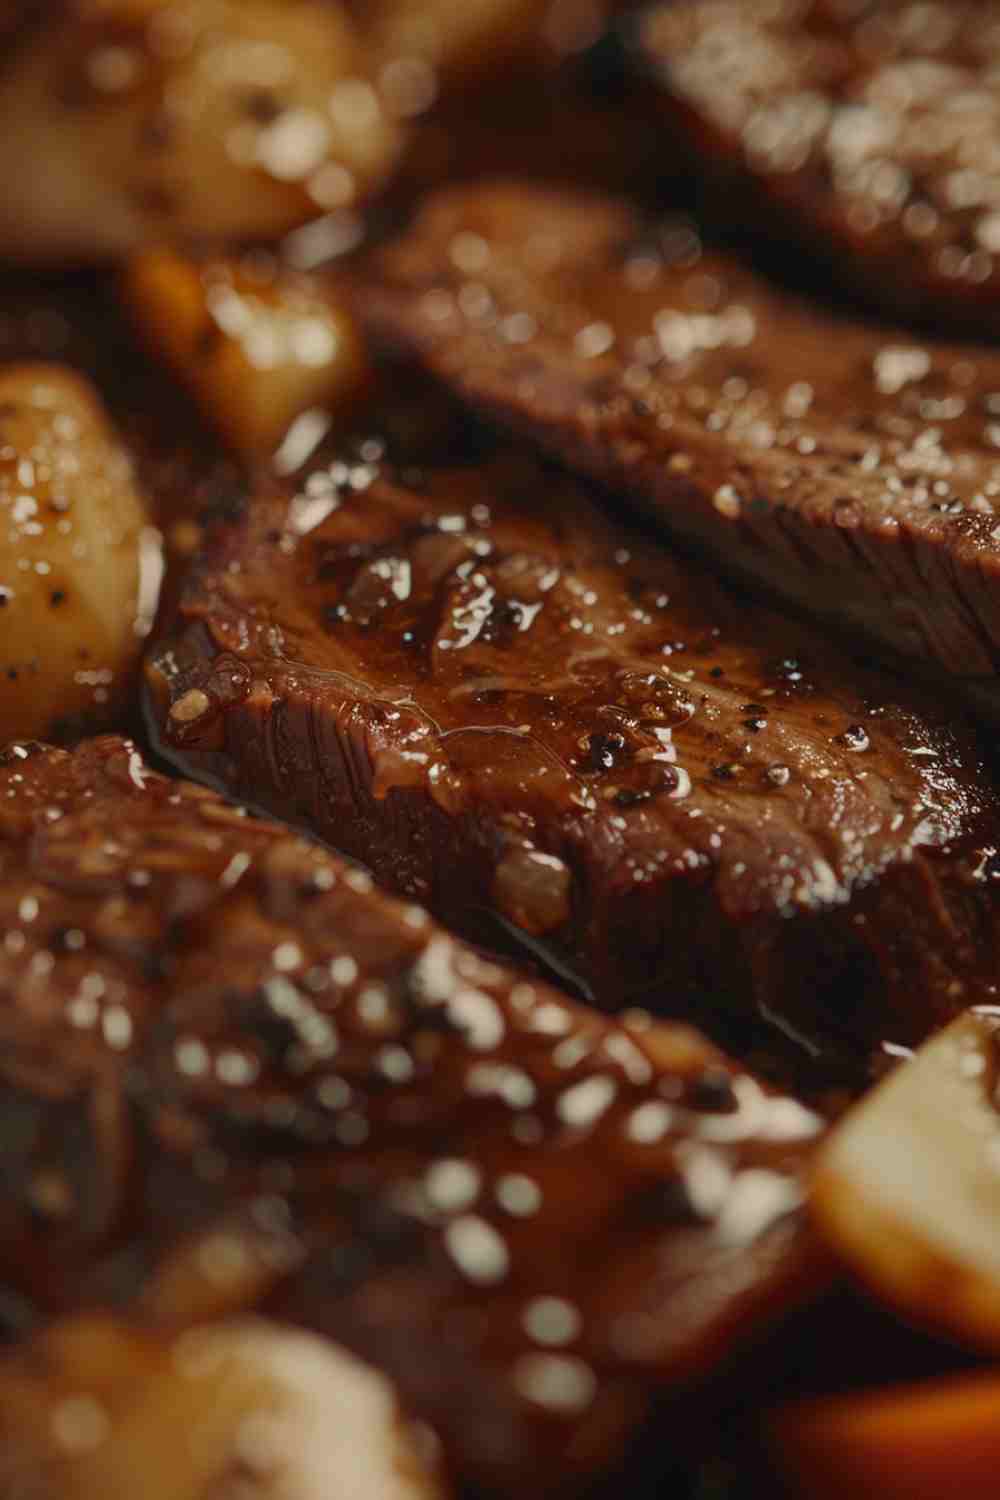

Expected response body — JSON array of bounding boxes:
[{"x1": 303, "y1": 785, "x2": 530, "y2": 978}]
[
  {"x1": 0, "y1": 365, "x2": 149, "y2": 742},
  {"x1": 0, "y1": 1, "x2": 402, "y2": 263},
  {"x1": 0, "y1": 1314, "x2": 448, "y2": 1500},
  {"x1": 124, "y1": 247, "x2": 371, "y2": 465},
  {"x1": 772, "y1": 1371, "x2": 1000, "y2": 1500},
  {"x1": 812, "y1": 1010, "x2": 1000, "y2": 1351}
]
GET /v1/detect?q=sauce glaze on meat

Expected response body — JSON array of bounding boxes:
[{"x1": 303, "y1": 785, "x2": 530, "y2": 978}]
[
  {"x1": 363, "y1": 180, "x2": 1000, "y2": 697},
  {"x1": 641, "y1": 0, "x2": 1000, "y2": 334},
  {"x1": 0, "y1": 735, "x2": 821, "y2": 1495},
  {"x1": 147, "y1": 413, "x2": 1000, "y2": 1060}
]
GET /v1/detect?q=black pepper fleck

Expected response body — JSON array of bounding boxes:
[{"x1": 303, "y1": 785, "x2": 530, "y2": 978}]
[{"x1": 687, "y1": 1067, "x2": 738, "y2": 1113}]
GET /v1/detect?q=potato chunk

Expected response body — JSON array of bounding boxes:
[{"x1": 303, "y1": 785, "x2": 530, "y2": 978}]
[
  {"x1": 124, "y1": 248, "x2": 371, "y2": 465},
  {"x1": 0, "y1": 1, "x2": 402, "y2": 263},
  {"x1": 812, "y1": 1010, "x2": 1000, "y2": 1351},
  {"x1": 0, "y1": 366, "x2": 148, "y2": 741},
  {"x1": 0, "y1": 1315, "x2": 448, "y2": 1500}
]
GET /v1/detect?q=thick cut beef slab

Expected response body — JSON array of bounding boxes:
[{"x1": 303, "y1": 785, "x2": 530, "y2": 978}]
[
  {"x1": 640, "y1": 0, "x2": 1000, "y2": 334},
  {"x1": 363, "y1": 181, "x2": 1000, "y2": 695},
  {"x1": 0, "y1": 736, "x2": 821, "y2": 1496},
  {"x1": 147, "y1": 434, "x2": 1000, "y2": 1058}
]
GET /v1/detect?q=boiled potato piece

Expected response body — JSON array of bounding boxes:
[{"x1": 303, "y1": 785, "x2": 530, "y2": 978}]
[
  {"x1": 0, "y1": 1, "x2": 402, "y2": 264},
  {"x1": 0, "y1": 366, "x2": 149, "y2": 742},
  {"x1": 773, "y1": 1372, "x2": 1000, "y2": 1500},
  {"x1": 124, "y1": 248, "x2": 371, "y2": 465},
  {"x1": 812, "y1": 1010, "x2": 1000, "y2": 1351},
  {"x1": 367, "y1": 0, "x2": 550, "y2": 88},
  {"x1": 0, "y1": 1314, "x2": 448, "y2": 1500}
]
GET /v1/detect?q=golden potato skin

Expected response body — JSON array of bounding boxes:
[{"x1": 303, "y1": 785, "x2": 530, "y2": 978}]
[
  {"x1": 0, "y1": 365, "x2": 147, "y2": 741},
  {"x1": 124, "y1": 247, "x2": 372, "y2": 464},
  {"x1": 0, "y1": 0, "x2": 402, "y2": 263},
  {"x1": 812, "y1": 1011, "x2": 1000, "y2": 1355},
  {"x1": 0, "y1": 1314, "x2": 447, "y2": 1500}
]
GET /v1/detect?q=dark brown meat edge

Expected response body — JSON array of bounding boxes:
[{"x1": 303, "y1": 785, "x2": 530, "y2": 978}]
[
  {"x1": 145, "y1": 427, "x2": 1000, "y2": 1067},
  {"x1": 0, "y1": 735, "x2": 823, "y2": 1497},
  {"x1": 637, "y1": 0, "x2": 1000, "y2": 339},
  {"x1": 360, "y1": 179, "x2": 1000, "y2": 717}
]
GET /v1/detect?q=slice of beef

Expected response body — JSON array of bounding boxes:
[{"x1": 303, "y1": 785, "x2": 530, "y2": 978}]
[
  {"x1": 361, "y1": 180, "x2": 1000, "y2": 700},
  {"x1": 145, "y1": 426, "x2": 1000, "y2": 1064},
  {"x1": 0, "y1": 735, "x2": 821, "y2": 1496},
  {"x1": 638, "y1": 0, "x2": 1000, "y2": 336}
]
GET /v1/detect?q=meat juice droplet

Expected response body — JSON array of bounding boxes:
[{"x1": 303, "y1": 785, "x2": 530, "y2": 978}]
[{"x1": 838, "y1": 724, "x2": 870, "y2": 752}]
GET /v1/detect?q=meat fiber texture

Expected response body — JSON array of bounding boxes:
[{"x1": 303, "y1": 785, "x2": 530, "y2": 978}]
[
  {"x1": 146, "y1": 424, "x2": 1000, "y2": 1064},
  {"x1": 0, "y1": 736, "x2": 821, "y2": 1496},
  {"x1": 639, "y1": 0, "x2": 1000, "y2": 336},
  {"x1": 361, "y1": 179, "x2": 1000, "y2": 704}
]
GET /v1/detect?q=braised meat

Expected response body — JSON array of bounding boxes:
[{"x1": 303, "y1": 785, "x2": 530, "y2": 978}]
[
  {"x1": 0, "y1": 736, "x2": 821, "y2": 1495},
  {"x1": 362, "y1": 180, "x2": 1000, "y2": 701},
  {"x1": 145, "y1": 423, "x2": 1000, "y2": 1062},
  {"x1": 639, "y1": 0, "x2": 1000, "y2": 335}
]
